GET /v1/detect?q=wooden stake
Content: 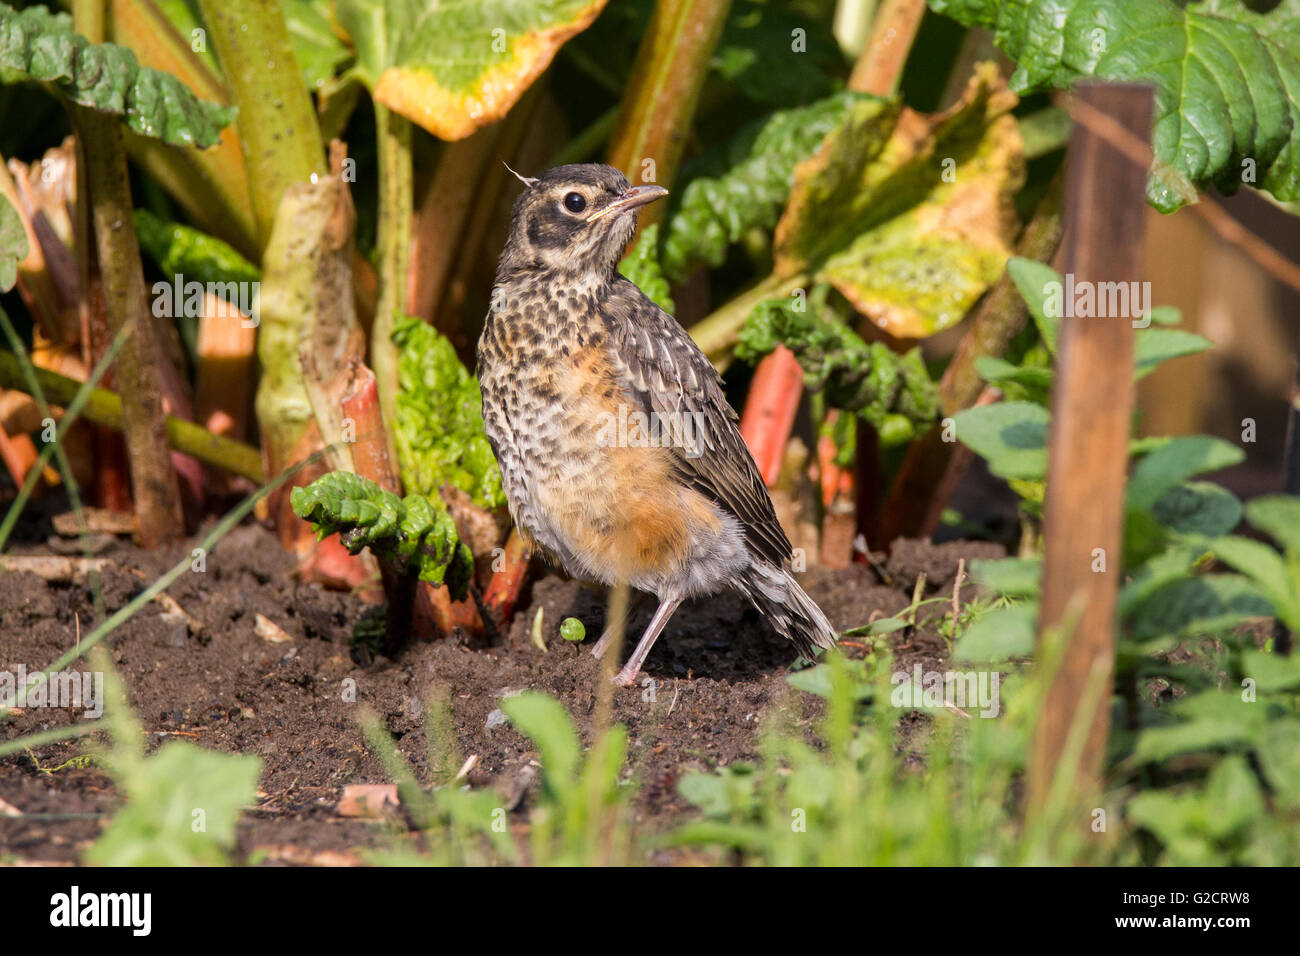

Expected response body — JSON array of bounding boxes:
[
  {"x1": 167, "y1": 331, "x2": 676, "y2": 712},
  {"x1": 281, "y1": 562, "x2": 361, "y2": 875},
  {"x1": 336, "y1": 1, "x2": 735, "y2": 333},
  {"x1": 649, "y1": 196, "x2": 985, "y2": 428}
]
[{"x1": 1027, "y1": 83, "x2": 1154, "y2": 814}]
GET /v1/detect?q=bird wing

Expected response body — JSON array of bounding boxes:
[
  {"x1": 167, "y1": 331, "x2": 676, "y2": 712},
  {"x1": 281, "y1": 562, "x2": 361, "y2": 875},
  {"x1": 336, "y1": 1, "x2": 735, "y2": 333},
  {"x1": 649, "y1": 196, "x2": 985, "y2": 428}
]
[{"x1": 601, "y1": 278, "x2": 792, "y2": 566}]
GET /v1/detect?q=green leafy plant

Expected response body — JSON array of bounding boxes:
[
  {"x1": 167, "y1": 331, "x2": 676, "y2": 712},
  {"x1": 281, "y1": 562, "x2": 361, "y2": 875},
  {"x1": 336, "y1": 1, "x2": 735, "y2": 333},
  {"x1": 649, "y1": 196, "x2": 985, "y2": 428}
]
[
  {"x1": 500, "y1": 692, "x2": 632, "y2": 865},
  {"x1": 673, "y1": 651, "x2": 1104, "y2": 864},
  {"x1": 1208, "y1": 495, "x2": 1300, "y2": 638},
  {"x1": 336, "y1": 0, "x2": 609, "y2": 141},
  {"x1": 0, "y1": 191, "x2": 26, "y2": 292},
  {"x1": 290, "y1": 470, "x2": 474, "y2": 595},
  {"x1": 735, "y1": 283, "x2": 940, "y2": 445},
  {"x1": 659, "y1": 90, "x2": 873, "y2": 282},
  {"x1": 134, "y1": 209, "x2": 260, "y2": 286},
  {"x1": 392, "y1": 315, "x2": 504, "y2": 510},
  {"x1": 952, "y1": 260, "x2": 1267, "y2": 662},
  {"x1": 0, "y1": 2, "x2": 234, "y2": 147},
  {"x1": 618, "y1": 222, "x2": 674, "y2": 312},
  {"x1": 944, "y1": 263, "x2": 1299, "y2": 864},
  {"x1": 559, "y1": 617, "x2": 587, "y2": 642},
  {"x1": 927, "y1": 0, "x2": 1300, "y2": 209}
]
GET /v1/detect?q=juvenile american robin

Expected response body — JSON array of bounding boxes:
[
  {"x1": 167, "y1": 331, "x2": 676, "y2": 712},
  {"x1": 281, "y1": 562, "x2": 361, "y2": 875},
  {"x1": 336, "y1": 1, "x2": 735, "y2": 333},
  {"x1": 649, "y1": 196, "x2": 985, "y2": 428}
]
[{"x1": 477, "y1": 163, "x2": 837, "y2": 686}]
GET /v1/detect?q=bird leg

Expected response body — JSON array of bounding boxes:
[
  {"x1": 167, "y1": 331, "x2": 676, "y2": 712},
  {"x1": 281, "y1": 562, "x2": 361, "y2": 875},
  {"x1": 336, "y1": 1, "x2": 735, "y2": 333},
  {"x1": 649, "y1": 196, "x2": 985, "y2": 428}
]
[
  {"x1": 590, "y1": 590, "x2": 651, "y2": 659},
  {"x1": 612, "y1": 596, "x2": 684, "y2": 688}
]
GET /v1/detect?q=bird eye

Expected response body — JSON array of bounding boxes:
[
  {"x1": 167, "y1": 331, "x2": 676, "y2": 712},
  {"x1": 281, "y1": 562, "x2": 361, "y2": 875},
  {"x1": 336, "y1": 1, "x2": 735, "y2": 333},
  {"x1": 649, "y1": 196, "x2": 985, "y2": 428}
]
[{"x1": 562, "y1": 192, "x2": 587, "y2": 214}]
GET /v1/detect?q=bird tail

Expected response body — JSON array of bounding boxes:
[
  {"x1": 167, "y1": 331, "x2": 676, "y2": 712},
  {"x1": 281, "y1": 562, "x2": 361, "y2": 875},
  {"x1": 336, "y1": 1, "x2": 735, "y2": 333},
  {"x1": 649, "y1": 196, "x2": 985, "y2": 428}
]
[{"x1": 738, "y1": 562, "x2": 837, "y2": 661}]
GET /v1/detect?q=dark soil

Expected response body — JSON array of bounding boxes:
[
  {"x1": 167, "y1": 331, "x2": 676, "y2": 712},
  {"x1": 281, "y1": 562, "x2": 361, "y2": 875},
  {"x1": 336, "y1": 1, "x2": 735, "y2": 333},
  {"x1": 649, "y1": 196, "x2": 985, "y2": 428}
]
[{"x1": 0, "y1": 519, "x2": 1002, "y2": 864}]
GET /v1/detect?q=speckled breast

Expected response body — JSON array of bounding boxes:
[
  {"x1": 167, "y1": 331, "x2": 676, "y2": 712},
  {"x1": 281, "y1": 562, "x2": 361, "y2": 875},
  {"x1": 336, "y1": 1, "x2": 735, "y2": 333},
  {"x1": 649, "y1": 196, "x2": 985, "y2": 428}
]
[{"x1": 476, "y1": 289, "x2": 725, "y2": 593}]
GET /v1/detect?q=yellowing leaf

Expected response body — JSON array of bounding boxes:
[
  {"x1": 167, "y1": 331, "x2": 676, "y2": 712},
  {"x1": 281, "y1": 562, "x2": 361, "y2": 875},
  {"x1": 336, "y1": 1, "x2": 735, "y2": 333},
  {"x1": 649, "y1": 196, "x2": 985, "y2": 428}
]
[
  {"x1": 774, "y1": 63, "x2": 1025, "y2": 339},
  {"x1": 338, "y1": 0, "x2": 609, "y2": 140}
]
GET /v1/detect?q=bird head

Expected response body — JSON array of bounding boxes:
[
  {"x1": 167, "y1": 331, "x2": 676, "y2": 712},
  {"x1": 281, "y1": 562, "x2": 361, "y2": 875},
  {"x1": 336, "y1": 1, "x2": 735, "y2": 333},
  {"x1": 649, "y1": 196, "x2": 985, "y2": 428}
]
[{"x1": 499, "y1": 163, "x2": 668, "y2": 279}]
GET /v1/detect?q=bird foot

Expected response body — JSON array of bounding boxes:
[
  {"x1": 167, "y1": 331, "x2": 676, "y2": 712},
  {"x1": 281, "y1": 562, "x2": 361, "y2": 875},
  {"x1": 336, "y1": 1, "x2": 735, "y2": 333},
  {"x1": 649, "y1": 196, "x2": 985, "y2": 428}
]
[{"x1": 611, "y1": 665, "x2": 640, "y2": 688}]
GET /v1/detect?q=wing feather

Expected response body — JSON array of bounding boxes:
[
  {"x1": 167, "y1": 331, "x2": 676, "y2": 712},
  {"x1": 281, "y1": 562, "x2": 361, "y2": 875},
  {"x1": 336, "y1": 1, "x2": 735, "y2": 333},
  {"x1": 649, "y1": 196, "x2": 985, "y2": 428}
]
[{"x1": 600, "y1": 278, "x2": 791, "y2": 566}]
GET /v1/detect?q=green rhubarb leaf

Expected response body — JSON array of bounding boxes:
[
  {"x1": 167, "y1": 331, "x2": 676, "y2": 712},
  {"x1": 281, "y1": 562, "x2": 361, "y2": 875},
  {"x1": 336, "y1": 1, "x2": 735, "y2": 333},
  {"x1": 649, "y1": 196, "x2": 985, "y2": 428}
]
[
  {"x1": 392, "y1": 316, "x2": 504, "y2": 510},
  {"x1": 0, "y1": 2, "x2": 234, "y2": 148},
  {"x1": 0, "y1": 191, "x2": 26, "y2": 293},
  {"x1": 290, "y1": 470, "x2": 474, "y2": 596},
  {"x1": 774, "y1": 63, "x2": 1025, "y2": 339},
  {"x1": 135, "y1": 209, "x2": 259, "y2": 285},
  {"x1": 336, "y1": 0, "x2": 608, "y2": 140},
  {"x1": 713, "y1": 2, "x2": 845, "y2": 106},
  {"x1": 619, "y1": 223, "x2": 674, "y2": 313},
  {"x1": 735, "y1": 285, "x2": 939, "y2": 443},
  {"x1": 926, "y1": 0, "x2": 1300, "y2": 209},
  {"x1": 661, "y1": 91, "x2": 876, "y2": 283},
  {"x1": 282, "y1": 0, "x2": 354, "y2": 89}
]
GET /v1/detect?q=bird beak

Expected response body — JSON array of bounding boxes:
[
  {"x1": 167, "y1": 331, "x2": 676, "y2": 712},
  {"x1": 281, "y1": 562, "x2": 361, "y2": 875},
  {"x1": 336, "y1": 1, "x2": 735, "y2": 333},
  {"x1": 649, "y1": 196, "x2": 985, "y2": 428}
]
[{"x1": 585, "y1": 185, "x2": 668, "y2": 223}]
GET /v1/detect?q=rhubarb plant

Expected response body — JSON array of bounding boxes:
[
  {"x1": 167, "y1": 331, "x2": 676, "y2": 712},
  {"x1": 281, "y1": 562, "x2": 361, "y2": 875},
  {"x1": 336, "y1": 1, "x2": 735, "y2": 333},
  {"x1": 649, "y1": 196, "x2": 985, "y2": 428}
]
[
  {"x1": 0, "y1": 2, "x2": 233, "y2": 147},
  {"x1": 290, "y1": 470, "x2": 474, "y2": 597},
  {"x1": 392, "y1": 316, "x2": 504, "y2": 511},
  {"x1": 926, "y1": 0, "x2": 1300, "y2": 209}
]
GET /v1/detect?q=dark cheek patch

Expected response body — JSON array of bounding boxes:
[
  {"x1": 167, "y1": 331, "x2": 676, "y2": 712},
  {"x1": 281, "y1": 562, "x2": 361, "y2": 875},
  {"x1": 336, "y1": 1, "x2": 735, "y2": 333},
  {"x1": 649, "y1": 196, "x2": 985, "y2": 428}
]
[{"x1": 527, "y1": 204, "x2": 575, "y2": 250}]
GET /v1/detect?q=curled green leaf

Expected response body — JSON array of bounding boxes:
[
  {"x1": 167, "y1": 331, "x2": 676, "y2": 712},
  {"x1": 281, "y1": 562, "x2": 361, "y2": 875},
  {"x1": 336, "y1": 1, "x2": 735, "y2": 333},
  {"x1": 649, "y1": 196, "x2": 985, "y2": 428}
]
[
  {"x1": 0, "y1": 3, "x2": 234, "y2": 148},
  {"x1": 735, "y1": 285, "x2": 939, "y2": 444},
  {"x1": 134, "y1": 210, "x2": 260, "y2": 285},
  {"x1": 290, "y1": 471, "x2": 473, "y2": 598}
]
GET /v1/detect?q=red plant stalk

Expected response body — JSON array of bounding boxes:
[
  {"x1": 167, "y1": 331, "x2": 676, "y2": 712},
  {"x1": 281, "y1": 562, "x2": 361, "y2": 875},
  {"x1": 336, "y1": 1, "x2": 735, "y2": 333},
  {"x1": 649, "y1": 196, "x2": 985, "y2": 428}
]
[
  {"x1": 194, "y1": 290, "x2": 257, "y2": 447},
  {"x1": 153, "y1": 341, "x2": 206, "y2": 521},
  {"x1": 3, "y1": 147, "x2": 130, "y2": 510},
  {"x1": 816, "y1": 411, "x2": 856, "y2": 568},
  {"x1": 481, "y1": 527, "x2": 533, "y2": 631},
  {"x1": 408, "y1": 127, "x2": 501, "y2": 324},
  {"x1": 0, "y1": 424, "x2": 37, "y2": 490},
  {"x1": 738, "y1": 345, "x2": 804, "y2": 486},
  {"x1": 880, "y1": 172, "x2": 1064, "y2": 541},
  {"x1": 76, "y1": 108, "x2": 184, "y2": 546},
  {"x1": 606, "y1": 0, "x2": 735, "y2": 234}
]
